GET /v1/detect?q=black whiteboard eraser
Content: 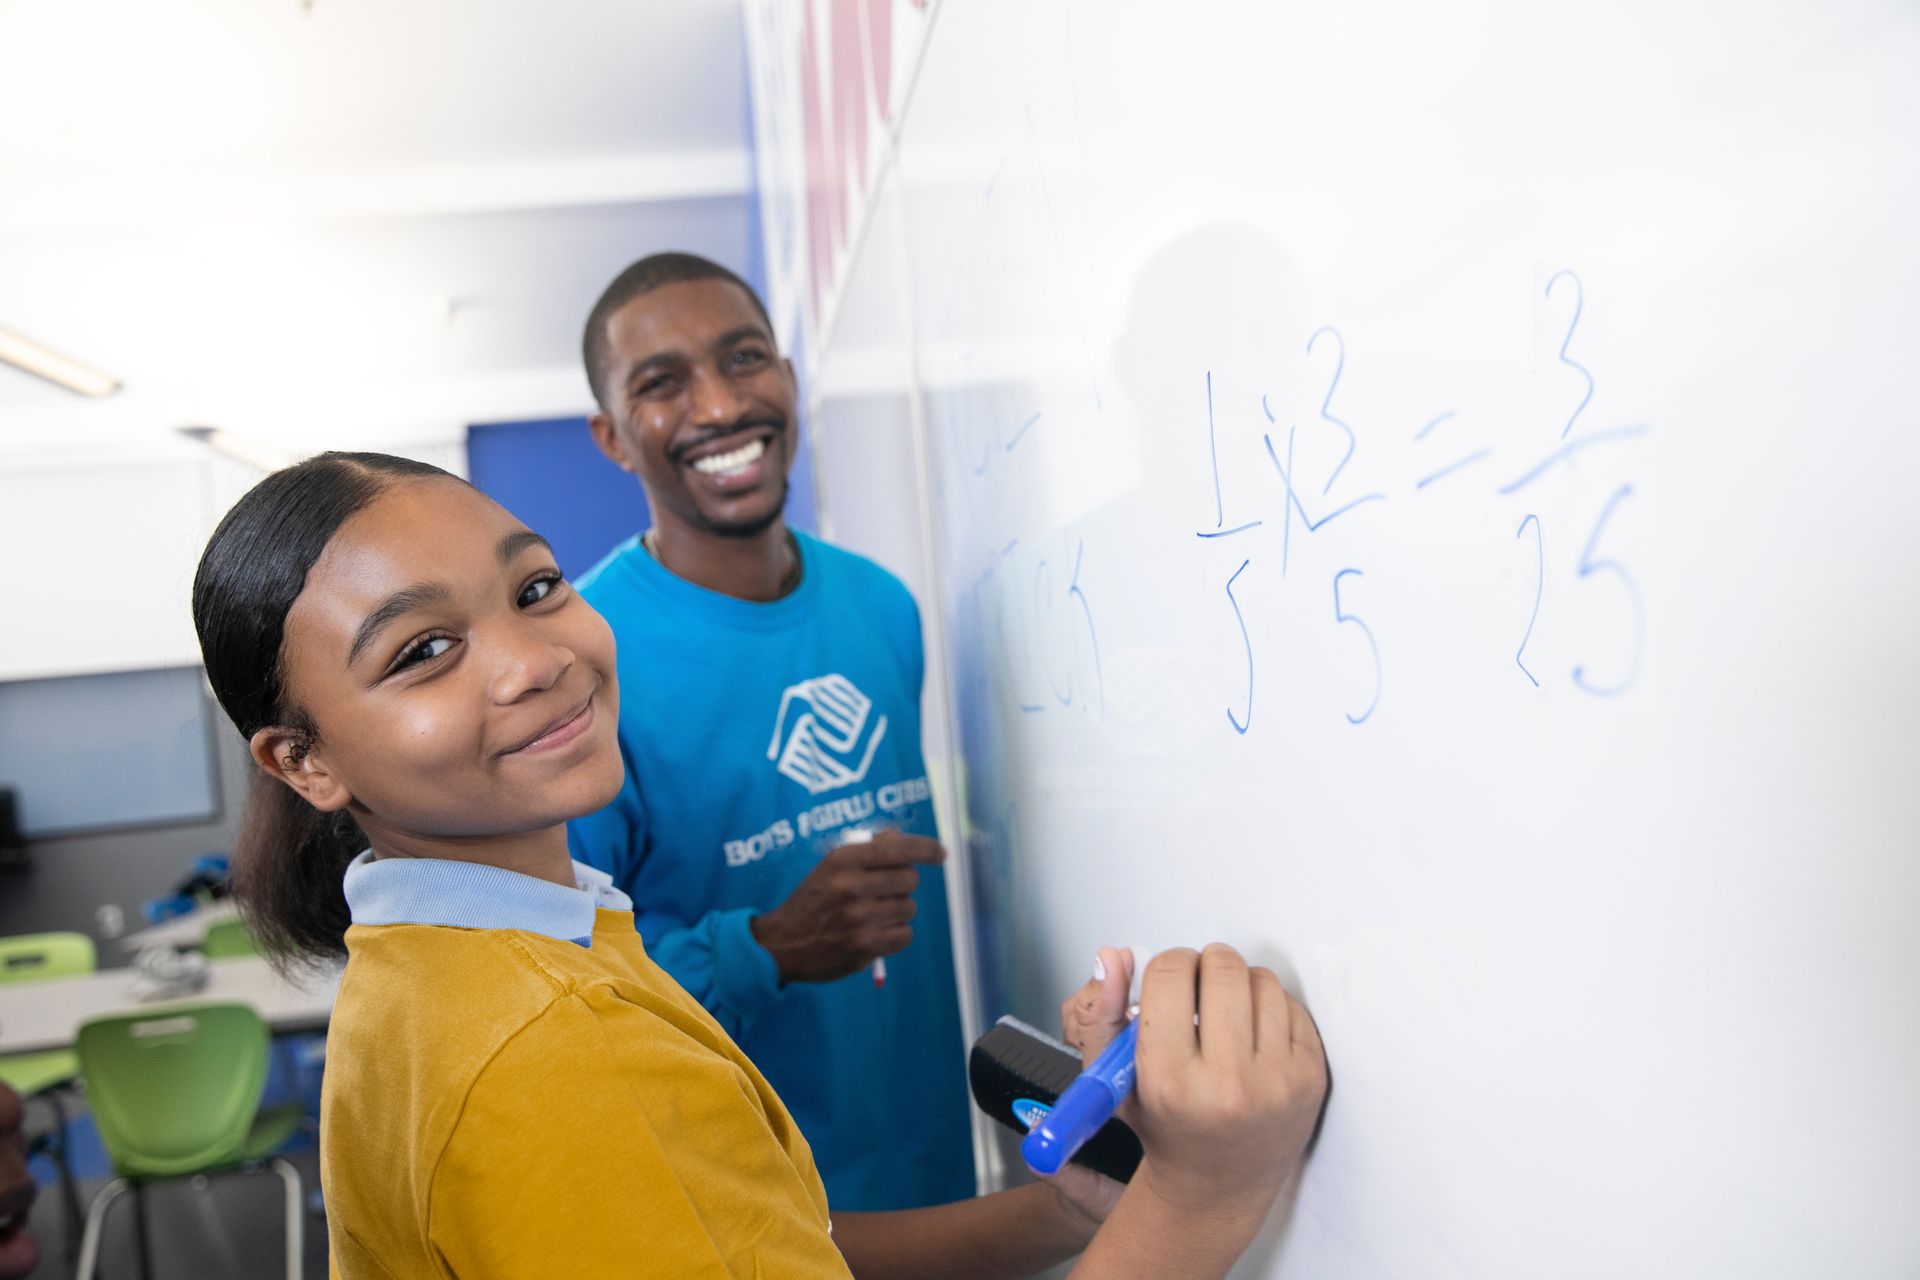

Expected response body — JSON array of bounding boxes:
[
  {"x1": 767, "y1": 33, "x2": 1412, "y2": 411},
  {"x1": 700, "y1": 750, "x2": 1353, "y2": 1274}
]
[{"x1": 968, "y1": 1014, "x2": 1143, "y2": 1183}]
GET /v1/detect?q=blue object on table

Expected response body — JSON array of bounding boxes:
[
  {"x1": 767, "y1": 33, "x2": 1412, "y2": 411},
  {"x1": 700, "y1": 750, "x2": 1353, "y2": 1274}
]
[
  {"x1": 141, "y1": 852, "x2": 233, "y2": 923},
  {"x1": 141, "y1": 893, "x2": 196, "y2": 926}
]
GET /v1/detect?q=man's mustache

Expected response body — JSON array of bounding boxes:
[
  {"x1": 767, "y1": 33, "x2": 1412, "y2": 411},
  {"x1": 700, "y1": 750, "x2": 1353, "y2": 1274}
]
[{"x1": 668, "y1": 415, "x2": 785, "y2": 466}]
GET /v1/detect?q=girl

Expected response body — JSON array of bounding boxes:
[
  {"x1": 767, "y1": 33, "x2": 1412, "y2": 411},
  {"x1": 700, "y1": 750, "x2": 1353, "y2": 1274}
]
[{"x1": 192, "y1": 451, "x2": 1327, "y2": 1278}]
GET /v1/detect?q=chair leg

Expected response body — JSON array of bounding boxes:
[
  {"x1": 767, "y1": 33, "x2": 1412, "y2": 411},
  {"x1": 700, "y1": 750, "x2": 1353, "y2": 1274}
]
[
  {"x1": 73, "y1": 1178, "x2": 127, "y2": 1280},
  {"x1": 131, "y1": 1181, "x2": 155, "y2": 1280},
  {"x1": 32, "y1": 1089, "x2": 84, "y2": 1262},
  {"x1": 270, "y1": 1158, "x2": 305, "y2": 1280}
]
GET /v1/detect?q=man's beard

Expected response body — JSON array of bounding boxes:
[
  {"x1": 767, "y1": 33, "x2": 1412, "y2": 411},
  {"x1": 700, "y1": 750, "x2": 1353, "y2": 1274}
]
[{"x1": 693, "y1": 477, "x2": 790, "y2": 539}]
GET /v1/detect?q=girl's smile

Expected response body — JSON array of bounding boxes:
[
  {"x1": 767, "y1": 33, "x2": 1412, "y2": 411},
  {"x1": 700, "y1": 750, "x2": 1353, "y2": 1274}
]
[{"x1": 500, "y1": 686, "x2": 599, "y2": 757}]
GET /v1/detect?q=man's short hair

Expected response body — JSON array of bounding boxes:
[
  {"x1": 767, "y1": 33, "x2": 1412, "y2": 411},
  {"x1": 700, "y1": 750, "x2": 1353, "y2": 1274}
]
[{"x1": 582, "y1": 253, "x2": 776, "y2": 411}]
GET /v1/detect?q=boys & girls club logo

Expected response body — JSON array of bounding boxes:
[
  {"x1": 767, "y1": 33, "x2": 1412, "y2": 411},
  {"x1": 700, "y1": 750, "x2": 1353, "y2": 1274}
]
[{"x1": 767, "y1": 673, "x2": 888, "y2": 794}]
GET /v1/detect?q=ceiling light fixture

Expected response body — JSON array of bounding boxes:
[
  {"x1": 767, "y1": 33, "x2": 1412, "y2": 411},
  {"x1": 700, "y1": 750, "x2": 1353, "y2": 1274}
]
[
  {"x1": 174, "y1": 425, "x2": 297, "y2": 472},
  {"x1": 0, "y1": 326, "x2": 122, "y2": 398}
]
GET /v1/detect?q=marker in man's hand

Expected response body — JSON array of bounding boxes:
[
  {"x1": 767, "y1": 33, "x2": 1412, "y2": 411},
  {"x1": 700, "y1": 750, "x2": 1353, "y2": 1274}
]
[{"x1": 837, "y1": 827, "x2": 887, "y2": 989}]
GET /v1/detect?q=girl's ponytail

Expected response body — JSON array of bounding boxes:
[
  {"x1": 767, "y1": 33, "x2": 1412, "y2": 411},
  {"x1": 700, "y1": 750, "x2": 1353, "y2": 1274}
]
[{"x1": 230, "y1": 773, "x2": 363, "y2": 965}]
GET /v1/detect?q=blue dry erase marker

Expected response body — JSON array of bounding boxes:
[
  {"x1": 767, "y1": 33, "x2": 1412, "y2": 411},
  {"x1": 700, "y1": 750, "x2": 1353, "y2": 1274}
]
[{"x1": 1022, "y1": 1015, "x2": 1139, "y2": 1176}]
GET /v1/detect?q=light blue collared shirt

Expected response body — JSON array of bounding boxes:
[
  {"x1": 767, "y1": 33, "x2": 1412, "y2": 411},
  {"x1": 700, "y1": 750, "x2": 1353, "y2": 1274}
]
[{"x1": 341, "y1": 850, "x2": 634, "y2": 948}]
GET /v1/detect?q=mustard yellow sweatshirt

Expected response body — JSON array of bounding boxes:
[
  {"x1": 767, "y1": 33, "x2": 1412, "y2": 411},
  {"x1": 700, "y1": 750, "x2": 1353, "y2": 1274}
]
[{"x1": 320, "y1": 854, "x2": 852, "y2": 1279}]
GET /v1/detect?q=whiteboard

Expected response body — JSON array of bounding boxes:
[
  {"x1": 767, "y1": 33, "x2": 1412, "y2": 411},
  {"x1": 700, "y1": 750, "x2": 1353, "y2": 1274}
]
[
  {"x1": 0, "y1": 666, "x2": 218, "y2": 836},
  {"x1": 803, "y1": 2, "x2": 1920, "y2": 1276}
]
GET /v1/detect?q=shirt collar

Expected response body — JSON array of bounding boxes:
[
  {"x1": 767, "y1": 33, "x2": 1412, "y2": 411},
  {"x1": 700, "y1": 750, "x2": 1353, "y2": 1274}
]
[
  {"x1": 616, "y1": 527, "x2": 822, "y2": 632},
  {"x1": 341, "y1": 850, "x2": 632, "y2": 948}
]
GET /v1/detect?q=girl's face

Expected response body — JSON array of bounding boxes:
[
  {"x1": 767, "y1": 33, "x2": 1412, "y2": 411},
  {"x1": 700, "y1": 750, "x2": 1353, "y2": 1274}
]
[{"x1": 267, "y1": 478, "x2": 624, "y2": 851}]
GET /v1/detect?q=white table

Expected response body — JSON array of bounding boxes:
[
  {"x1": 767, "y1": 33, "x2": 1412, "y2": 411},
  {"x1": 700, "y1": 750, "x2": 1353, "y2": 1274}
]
[
  {"x1": 116, "y1": 898, "x2": 243, "y2": 952},
  {"x1": 0, "y1": 956, "x2": 339, "y2": 1056}
]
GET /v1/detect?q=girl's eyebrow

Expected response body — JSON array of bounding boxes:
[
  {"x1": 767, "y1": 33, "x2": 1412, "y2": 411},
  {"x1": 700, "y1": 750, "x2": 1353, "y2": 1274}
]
[
  {"x1": 347, "y1": 583, "x2": 451, "y2": 668},
  {"x1": 498, "y1": 530, "x2": 552, "y2": 564},
  {"x1": 346, "y1": 533, "x2": 553, "y2": 667}
]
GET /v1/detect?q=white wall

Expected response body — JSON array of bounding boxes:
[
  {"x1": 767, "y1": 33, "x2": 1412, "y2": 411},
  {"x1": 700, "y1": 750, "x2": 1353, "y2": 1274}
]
[{"x1": 0, "y1": 438, "x2": 465, "y2": 682}]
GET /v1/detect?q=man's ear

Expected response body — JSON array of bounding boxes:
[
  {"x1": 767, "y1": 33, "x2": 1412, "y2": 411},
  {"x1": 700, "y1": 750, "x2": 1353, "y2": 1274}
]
[
  {"x1": 588, "y1": 411, "x2": 634, "y2": 473},
  {"x1": 248, "y1": 726, "x2": 353, "y2": 813}
]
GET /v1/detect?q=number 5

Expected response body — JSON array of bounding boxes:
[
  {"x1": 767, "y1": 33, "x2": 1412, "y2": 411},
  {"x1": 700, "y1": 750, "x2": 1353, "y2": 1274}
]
[
  {"x1": 1333, "y1": 568, "x2": 1381, "y2": 725},
  {"x1": 1572, "y1": 484, "x2": 1643, "y2": 697}
]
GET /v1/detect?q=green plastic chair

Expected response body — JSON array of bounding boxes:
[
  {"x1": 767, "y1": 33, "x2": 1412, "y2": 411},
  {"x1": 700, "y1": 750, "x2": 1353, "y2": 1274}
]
[
  {"x1": 73, "y1": 1001, "x2": 303, "y2": 1280},
  {"x1": 0, "y1": 931, "x2": 95, "y2": 1257},
  {"x1": 200, "y1": 915, "x2": 320, "y2": 1169},
  {"x1": 199, "y1": 916, "x2": 259, "y2": 959},
  {"x1": 0, "y1": 931, "x2": 96, "y2": 1094}
]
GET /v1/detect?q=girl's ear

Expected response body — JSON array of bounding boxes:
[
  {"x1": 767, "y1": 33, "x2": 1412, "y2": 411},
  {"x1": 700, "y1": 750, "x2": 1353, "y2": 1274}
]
[{"x1": 248, "y1": 726, "x2": 353, "y2": 813}]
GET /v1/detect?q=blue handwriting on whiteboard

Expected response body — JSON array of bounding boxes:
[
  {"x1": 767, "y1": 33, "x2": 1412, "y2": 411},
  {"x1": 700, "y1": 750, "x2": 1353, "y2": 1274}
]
[
  {"x1": 1068, "y1": 538, "x2": 1105, "y2": 718},
  {"x1": 975, "y1": 541, "x2": 1044, "y2": 714},
  {"x1": 1034, "y1": 556, "x2": 1072, "y2": 706},
  {"x1": 1418, "y1": 450, "x2": 1493, "y2": 489},
  {"x1": 1005, "y1": 410, "x2": 1042, "y2": 452},
  {"x1": 987, "y1": 537, "x2": 1104, "y2": 718},
  {"x1": 984, "y1": 154, "x2": 1007, "y2": 200},
  {"x1": 1262, "y1": 426, "x2": 1387, "y2": 577},
  {"x1": 1198, "y1": 372, "x2": 1262, "y2": 539},
  {"x1": 1307, "y1": 326, "x2": 1358, "y2": 495},
  {"x1": 1514, "y1": 514, "x2": 1544, "y2": 688},
  {"x1": 1413, "y1": 411, "x2": 1493, "y2": 489},
  {"x1": 1496, "y1": 423, "x2": 1646, "y2": 495},
  {"x1": 1332, "y1": 568, "x2": 1381, "y2": 725},
  {"x1": 1225, "y1": 558, "x2": 1253, "y2": 734},
  {"x1": 1571, "y1": 485, "x2": 1642, "y2": 697},
  {"x1": 1545, "y1": 269, "x2": 1594, "y2": 440}
]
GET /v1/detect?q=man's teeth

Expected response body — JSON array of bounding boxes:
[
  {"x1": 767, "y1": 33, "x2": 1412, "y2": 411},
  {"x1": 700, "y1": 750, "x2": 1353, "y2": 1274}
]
[{"x1": 691, "y1": 438, "x2": 767, "y2": 476}]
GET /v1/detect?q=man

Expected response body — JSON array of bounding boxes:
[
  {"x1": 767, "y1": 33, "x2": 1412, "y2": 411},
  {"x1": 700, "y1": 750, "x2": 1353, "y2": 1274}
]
[{"x1": 566, "y1": 253, "x2": 974, "y2": 1212}]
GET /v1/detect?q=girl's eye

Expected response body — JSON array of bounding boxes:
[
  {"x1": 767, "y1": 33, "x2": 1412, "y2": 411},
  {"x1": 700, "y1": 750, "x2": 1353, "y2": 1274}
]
[
  {"x1": 396, "y1": 635, "x2": 454, "y2": 670},
  {"x1": 518, "y1": 575, "x2": 565, "y2": 608}
]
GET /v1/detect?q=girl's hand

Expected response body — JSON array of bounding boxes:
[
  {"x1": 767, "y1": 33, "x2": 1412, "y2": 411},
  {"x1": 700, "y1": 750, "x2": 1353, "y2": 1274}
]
[
  {"x1": 1126, "y1": 945, "x2": 1328, "y2": 1226},
  {"x1": 1042, "y1": 945, "x2": 1139, "y2": 1230},
  {"x1": 1058, "y1": 944, "x2": 1135, "y2": 1060}
]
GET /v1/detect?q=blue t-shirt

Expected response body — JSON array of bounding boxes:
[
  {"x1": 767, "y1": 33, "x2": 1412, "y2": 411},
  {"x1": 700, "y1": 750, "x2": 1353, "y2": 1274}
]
[{"x1": 567, "y1": 529, "x2": 975, "y2": 1212}]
